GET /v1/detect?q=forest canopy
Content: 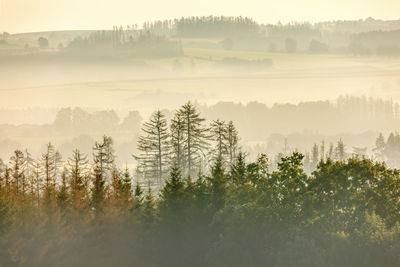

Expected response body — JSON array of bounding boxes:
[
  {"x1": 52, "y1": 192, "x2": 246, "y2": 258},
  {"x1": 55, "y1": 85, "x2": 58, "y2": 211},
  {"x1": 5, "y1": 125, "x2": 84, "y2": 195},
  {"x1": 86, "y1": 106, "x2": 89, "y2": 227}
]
[{"x1": 1, "y1": 102, "x2": 400, "y2": 266}]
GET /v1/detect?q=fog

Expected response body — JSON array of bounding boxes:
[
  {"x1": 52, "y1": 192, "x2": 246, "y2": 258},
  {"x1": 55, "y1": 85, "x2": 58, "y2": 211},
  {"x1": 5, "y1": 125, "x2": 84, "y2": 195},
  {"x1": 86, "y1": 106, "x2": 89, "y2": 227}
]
[{"x1": 2, "y1": 14, "x2": 400, "y2": 267}]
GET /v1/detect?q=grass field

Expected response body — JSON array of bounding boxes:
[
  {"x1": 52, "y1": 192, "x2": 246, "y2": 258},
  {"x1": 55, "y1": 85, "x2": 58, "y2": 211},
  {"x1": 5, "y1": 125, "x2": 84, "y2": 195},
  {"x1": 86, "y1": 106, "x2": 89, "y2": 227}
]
[
  {"x1": 0, "y1": 45, "x2": 399, "y2": 123},
  {"x1": 143, "y1": 47, "x2": 400, "y2": 71}
]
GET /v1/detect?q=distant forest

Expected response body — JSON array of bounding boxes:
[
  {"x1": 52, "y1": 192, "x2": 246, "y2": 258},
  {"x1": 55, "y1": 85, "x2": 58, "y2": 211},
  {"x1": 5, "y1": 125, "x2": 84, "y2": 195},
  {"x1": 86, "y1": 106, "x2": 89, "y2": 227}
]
[
  {"x1": 0, "y1": 95, "x2": 398, "y2": 161},
  {"x1": 2, "y1": 16, "x2": 400, "y2": 57},
  {"x1": 1, "y1": 103, "x2": 400, "y2": 266}
]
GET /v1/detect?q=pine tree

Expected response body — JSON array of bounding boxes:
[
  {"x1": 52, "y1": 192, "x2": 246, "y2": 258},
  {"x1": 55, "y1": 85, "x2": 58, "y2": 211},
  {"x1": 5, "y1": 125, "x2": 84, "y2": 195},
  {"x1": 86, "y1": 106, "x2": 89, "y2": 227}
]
[
  {"x1": 0, "y1": 193, "x2": 13, "y2": 265},
  {"x1": 210, "y1": 119, "x2": 228, "y2": 162},
  {"x1": 160, "y1": 166, "x2": 185, "y2": 209},
  {"x1": 230, "y1": 152, "x2": 246, "y2": 184},
  {"x1": 57, "y1": 169, "x2": 69, "y2": 211},
  {"x1": 91, "y1": 164, "x2": 106, "y2": 213},
  {"x1": 3, "y1": 167, "x2": 10, "y2": 200},
  {"x1": 170, "y1": 110, "x2": 186, "y2": 171},
  {"x1": 141, "y1": 186, "x2": 156, "y2": 226},
  {"x1": 41, "y1": 143, "x2": 57, "y2": 197},
  {"x1": 227, "y1": 121, "x2": 239, "y2": 165},
  {"x1": 93, "y1": 136, "x2": 115, "y2": 181},
  {"x1": 91, "y1": 136, "x2": 114, "y2": 213},
  {"x1": 32, "y1": 160, "x2": 41, "y2": 209},
  {"x1": 68, "y1": 149, "x2": 88, "y2": 209},
  {"x1": 10, "y1": 150, "x2": 25, "y2": 197},
  {"x1": 136, "y1": 110, "x2": 169, "y2": 189},
  {"x1": 208, "y1": 157, "x2": 227, "y2": 212},
  {"x1": 133, "y1": 182, "x2": 144, "y2": 209},
  {"x1": 120, "y1": 164, "x2": 132, "y2": 207},
  {"x1": 177, "y1": 102, "x2": 209, "y2": 177}
]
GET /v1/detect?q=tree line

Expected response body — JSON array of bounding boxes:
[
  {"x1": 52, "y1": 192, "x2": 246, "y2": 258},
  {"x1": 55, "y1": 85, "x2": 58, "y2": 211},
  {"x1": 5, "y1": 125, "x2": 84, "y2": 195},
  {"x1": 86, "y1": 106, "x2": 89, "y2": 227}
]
[
  {"x1": 135, "y1": 102, "x2": 239, "y2": 188},
  {"x1": 0, "y1": 102, "x2": 400, "y2": 266},
  {"x1": 64, "y1": 28, "x2": 183, "y2": 58}
]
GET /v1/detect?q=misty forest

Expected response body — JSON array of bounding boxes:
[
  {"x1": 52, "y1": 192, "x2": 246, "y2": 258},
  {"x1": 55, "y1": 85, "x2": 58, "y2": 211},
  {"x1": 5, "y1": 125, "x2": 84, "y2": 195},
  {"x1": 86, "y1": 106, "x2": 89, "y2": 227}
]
[{"x1": 1, "y1": 8, "x2": 400, "y2": 267}]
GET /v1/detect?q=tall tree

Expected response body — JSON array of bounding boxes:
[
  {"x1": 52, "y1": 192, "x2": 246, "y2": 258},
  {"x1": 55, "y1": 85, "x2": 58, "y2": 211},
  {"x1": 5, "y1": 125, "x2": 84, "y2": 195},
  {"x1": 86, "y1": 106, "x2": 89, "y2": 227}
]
[
  {"x1": 137, "y1": 110, "x2": 169, "y2": 188},
  {"x1": 32, "y1": 160, "x2": 41, "y2": 209},
  {"x1": 41, "y1": 143, "x2": 59, "y2": 210},
  {"x1": 10, "y1": 150, "x2": 25, "y2": 197},
  {"x1": 210, "y1": 119, "x2": 228, "y2": 162},
  {"x1": 208, "y1": 158, "x2": 227, "y2": 212},
  {"x1": 170, "y1": 110, "x2": 186, "y2": 171},
  {"x1": 91, "y1": 136, "x2": 115, "y2": 212},
  {"x1": 41, "y1": 143, "x2": 57, "y2": 193},
  {"x1": 226, "y1": 121, "x2": 239, "y2": 165},
  {"x1": 177, "y1": 102, "x2": 209, "y2": 176},
  {"x1": 68, "y1": 149, "x2": 88, "y2": 210}
]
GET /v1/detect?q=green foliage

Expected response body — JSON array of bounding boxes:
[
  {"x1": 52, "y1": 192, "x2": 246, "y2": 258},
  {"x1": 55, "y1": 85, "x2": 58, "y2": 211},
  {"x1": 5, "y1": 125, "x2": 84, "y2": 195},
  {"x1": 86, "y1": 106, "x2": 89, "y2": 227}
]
[{"x1": 1, "y1": 135, "x2": 400, "y2": 266}]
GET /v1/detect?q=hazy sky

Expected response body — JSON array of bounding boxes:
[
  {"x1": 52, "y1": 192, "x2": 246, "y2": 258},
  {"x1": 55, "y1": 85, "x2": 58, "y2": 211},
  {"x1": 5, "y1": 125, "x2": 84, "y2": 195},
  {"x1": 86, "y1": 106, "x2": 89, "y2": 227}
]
[{"x1": 1, "y1": 0, "x2": 400, "y2": 33}]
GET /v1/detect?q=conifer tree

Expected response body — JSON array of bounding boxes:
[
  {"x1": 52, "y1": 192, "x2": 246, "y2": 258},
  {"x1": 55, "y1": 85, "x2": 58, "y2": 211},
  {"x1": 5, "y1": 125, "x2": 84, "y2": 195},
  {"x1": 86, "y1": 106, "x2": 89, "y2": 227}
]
[
  {"x1": 210, "y1": 119, "x2": 228, "y2": 162},
  {"x1": 230, "y1": 152, "x2": 246, "y2": 185},
  {"x1": 170, "y1": 110, "x2": 186, "y2": 171},
  {"x1": 120, "y1": 165, "x2": 132, "y2": 208},
  {"x1": 141, "y1": 186, "x2": 156, "y2": 226},
  {"x1": 3, "y1": 167, "x2": 10, "y2": 200},
  {"x1": 160, "y1": 166, "x2": 185, "y2": 210},
  {"x1": 93, "y1": 136, "x2": 115, "y2": 178},
  {"x1": 41, "y1": 143, "x2": 57, "y2": 198},
  {"x1": 133, "y1": 182, "x2": 144, "y2": 209},
  {"x1": 177, "y1": 102, "x2": 209, "y2": 177},
  {"x1": 137, "y1": 110, "x2": 169, "y2": 188},
  {"x1": 68, "y1": 149, "x2": 88, "y2": 209},
  {"x1": 91, "y1": 164, "x2": 106, "y2": 213},
  {"x1": 10, "y1": 150, "x2": 25, "y2": 196},
  {"x1": 32, "y1": 160, "x2": 41, "y2": 209},
  {"x1": 208, "y1": 158, "x2": 227, "y2": 211},
  {"x1": 91, "y1": 136, "x2": 114, "y2": 212},
  {"x1": 0, "y1": 193, "x2": 13, "y2": 266},
  {"x1": 57, "y1": 169, "x2": 69, "y2": 211},
  {"x1": 227, "y1": 121, "x2": 239, "y2": 165}
]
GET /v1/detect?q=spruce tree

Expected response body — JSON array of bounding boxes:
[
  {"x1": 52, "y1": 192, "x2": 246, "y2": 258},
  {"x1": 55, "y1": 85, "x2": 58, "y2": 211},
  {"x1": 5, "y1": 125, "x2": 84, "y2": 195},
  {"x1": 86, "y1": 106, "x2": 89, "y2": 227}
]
[
  {"x1": 208, "y1": 157, "x2": 227, "y2": 212},
  {"x1": 93, "y1": 136, "x2": 115, "y2": 180},
  {"x1": 57, "y1": 169, "x2": 69, "y2": 211},
  {"x1": 230, "y1": 152, "x2": 246, "y2": 185},
  {"x1": 68, "y1": 149, "x2": 88, "y2": 209},
  {"x1": 41, "y1": 143, "x2": 57, "y2": 199},
  {"x1": 91, "y1": 136, "x2": 114, "y2": 212},
  {"x1": 133, "y1": 182, "x2": 144, "y2": 209},
  {"x1": 10, "y1": 150, "x2": 25, "y2": 197},
  {"x1": 136, "y1": 110, "x2": 169, "y2": 188},
  {"x1": 170, "y1": 111, "x2": 186, "y2": 171},
  {"x1": 210, "y1": 119, "x2": 228, "y2": 162},
  {"x1": 227, "y1": 121, "x2": 239, "y2": 165},
  {"x1": 177, "y1": 102, "x2": 209, "y2": 177}
]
